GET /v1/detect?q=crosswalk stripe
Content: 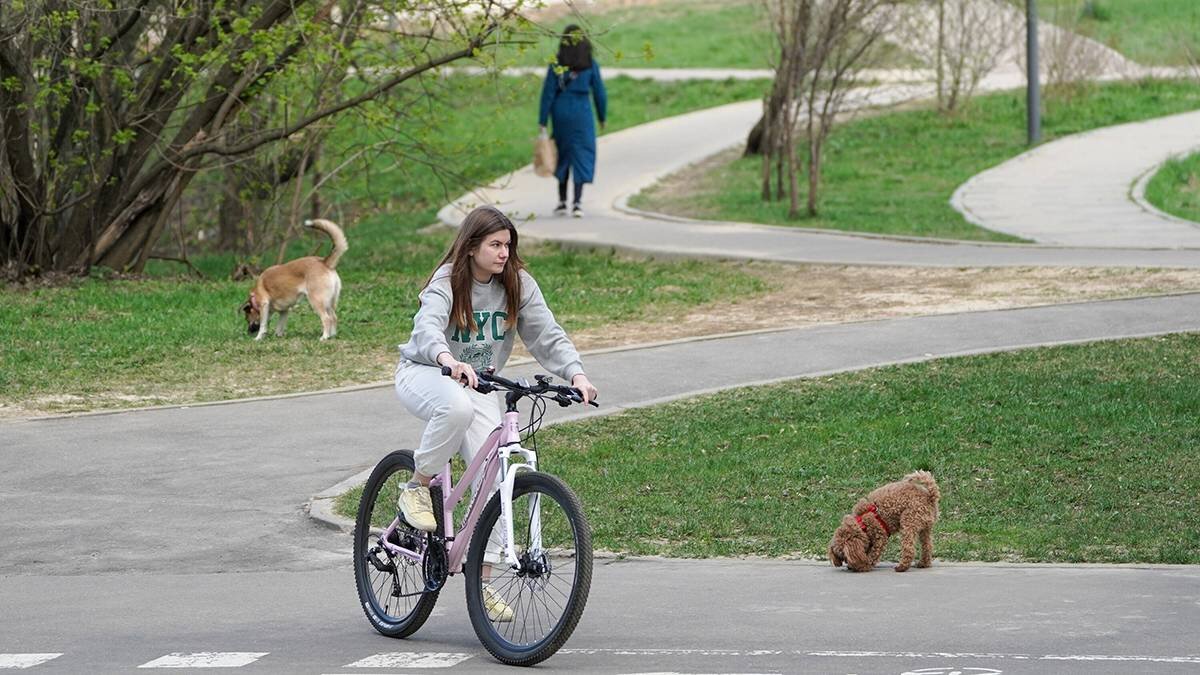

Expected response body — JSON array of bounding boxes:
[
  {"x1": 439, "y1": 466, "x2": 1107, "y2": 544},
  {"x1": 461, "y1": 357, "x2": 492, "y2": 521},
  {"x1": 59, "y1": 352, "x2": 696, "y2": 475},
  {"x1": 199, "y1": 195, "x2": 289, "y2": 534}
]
[
  {"x1": 137, "y1": 652, "x2": 269, "y2": 668},
  {"x1": 343, "y1": 653, "x2": 474, "y2": 668},
  {"x1": 0, "y1": 654, "x2": 63, "y2": 669}
]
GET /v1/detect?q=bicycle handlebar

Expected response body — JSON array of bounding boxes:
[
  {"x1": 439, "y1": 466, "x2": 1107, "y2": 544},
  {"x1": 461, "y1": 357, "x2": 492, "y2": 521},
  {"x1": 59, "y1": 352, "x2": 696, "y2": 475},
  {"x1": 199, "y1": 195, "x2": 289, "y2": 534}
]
[{"x1": 440, "y1": 365, "x2": 599, "y2": 408}]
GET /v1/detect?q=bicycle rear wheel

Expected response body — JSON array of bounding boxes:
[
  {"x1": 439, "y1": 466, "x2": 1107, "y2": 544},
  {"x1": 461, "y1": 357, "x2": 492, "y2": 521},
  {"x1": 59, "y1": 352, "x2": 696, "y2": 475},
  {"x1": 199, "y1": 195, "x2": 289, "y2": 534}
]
[
  {"x1": 353, "y1": 449, "x2": 439, "y2": 638},
  {"x1": 464, "y1": 471, "x2": 592, "y2": 666}
]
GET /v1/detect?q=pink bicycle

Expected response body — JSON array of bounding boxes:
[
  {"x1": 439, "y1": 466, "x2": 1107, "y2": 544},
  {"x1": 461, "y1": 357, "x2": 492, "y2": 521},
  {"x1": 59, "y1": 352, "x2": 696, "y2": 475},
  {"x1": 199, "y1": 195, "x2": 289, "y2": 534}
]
[{"x1": 353, "y1": 367, "x2": 596, "y2": 666}]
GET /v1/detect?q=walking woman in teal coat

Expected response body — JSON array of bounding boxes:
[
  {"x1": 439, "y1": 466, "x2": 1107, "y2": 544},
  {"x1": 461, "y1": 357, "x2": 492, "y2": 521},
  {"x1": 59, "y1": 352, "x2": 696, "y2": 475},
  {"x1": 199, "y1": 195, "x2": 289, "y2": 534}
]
[{"x1": 539, "y1": 25, "x2": 607, "y2": 218}]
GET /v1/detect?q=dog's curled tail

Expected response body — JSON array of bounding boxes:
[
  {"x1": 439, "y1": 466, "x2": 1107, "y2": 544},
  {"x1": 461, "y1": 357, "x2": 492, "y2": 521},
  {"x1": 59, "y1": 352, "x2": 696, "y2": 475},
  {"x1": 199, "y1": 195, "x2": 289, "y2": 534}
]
[
  {"x1": 304, "y1": 219, "x2": 348, "y2": 270},
  {"x1": 905, "y1": 470, "x2": 940, "y2": 515}
]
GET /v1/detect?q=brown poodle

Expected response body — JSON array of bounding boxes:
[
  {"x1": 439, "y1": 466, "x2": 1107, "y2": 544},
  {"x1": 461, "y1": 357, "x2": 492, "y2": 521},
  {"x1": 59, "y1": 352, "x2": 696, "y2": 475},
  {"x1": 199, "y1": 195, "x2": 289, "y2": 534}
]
[{"x1": 828, "y1": 470, "x2": 940, "y2": 572}]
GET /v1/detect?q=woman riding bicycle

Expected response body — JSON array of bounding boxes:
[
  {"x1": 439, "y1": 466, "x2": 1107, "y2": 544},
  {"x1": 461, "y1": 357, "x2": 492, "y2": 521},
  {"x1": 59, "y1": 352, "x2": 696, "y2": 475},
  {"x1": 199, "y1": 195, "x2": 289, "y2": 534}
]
[{"x1": 394, "y1": 205, "x2": 598, "y2": 617}]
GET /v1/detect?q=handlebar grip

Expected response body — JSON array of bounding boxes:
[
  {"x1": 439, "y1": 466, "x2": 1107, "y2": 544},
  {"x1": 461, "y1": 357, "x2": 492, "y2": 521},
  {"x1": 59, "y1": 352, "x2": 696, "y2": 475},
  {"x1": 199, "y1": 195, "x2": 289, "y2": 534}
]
[{"x1": 567, "y1": 387, "x2": 600, "y2": 407}]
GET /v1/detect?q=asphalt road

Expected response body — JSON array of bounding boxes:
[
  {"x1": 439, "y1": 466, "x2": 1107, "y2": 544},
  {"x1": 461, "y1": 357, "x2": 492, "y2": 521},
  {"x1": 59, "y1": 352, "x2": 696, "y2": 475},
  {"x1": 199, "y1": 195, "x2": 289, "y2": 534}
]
[{"x1": 1, "y1": 560, "x2": 1197, "y2": 673}]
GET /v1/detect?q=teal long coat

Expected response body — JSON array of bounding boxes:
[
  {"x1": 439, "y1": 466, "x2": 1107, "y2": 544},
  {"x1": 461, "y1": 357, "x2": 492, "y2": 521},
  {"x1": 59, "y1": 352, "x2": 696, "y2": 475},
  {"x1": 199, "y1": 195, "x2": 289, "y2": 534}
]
[{"x1": 538, "y1": 63, "x2": 607, "y2": 184}]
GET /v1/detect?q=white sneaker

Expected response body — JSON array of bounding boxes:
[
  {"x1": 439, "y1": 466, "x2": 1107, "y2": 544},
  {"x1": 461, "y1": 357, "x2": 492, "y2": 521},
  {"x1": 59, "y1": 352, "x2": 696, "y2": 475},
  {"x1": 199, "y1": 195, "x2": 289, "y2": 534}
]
[
  {"x1": 397, "y1": 485, "x2": 437, "y2": 532},
  {"x1": 483, "y1": 583, "x2": 514, "y2": 622},
  {"x1": 571, "y1": 204, "x2": 584, "y2": 218},
  {"x1": 553, "y1": 202, "x2": 568, "y2": 216}
]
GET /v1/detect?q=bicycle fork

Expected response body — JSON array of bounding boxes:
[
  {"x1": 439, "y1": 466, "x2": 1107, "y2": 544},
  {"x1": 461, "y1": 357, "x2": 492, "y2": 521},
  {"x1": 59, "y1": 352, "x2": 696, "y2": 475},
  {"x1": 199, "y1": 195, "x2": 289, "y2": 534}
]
[
  {"x1": 498, "y1": 444, "x2": 542, "y2": 568},
  {"x1": 497, "y1": 404, "x2": 543, "y2": 568}
]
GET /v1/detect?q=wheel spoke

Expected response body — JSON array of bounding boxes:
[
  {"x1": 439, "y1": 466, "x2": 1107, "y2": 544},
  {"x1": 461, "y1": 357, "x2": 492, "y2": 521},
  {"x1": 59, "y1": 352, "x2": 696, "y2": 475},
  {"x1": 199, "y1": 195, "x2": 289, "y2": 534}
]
[
  {"x1": 354, "y1": 451, "x2": 439, "y2": 638},
  {"x1": 467, "y1": 474, "x2": 591, "y2": 665}
]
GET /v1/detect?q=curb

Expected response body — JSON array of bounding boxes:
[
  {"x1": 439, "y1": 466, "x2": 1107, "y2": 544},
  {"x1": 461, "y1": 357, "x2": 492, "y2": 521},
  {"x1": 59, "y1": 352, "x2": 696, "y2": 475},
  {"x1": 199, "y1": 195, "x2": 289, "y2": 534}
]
[{"x1": 1129, "y1": 147, "x2": 1200, "y2": 231}]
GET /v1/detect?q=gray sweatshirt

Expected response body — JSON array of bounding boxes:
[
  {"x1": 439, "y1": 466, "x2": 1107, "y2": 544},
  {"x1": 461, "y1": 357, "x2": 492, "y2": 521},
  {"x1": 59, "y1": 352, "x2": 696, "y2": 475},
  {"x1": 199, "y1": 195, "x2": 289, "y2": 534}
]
[{"x1": 399, "y1": 265, "x2": 585, "y2": 383}]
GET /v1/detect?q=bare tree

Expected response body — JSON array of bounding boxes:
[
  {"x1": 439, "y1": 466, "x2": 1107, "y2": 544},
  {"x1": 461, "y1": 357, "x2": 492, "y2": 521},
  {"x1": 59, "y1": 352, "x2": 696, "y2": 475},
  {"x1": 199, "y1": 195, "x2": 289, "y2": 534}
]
[
  {"x1": 756, "y1": 0, "x2": 813, "y2": 209},
  {"x1": 0, "y1": 0, "x2": 536, "y2": 278},
  {"x1": 755, "y1": 0, "x2": 902, "y2": 218},
  {"x1": 1012, "y1": 0, "x2": 1133, "y2": 99},
  {"x1": 894, "y1": 0, "x2": 1019, "y2": 112},
  {"x1": 1182, "y1": 39, "x2": 1200, "y2": 83},
  {"x1": 1039, "y1": 1, "x2": 1106, "y2": 96}
]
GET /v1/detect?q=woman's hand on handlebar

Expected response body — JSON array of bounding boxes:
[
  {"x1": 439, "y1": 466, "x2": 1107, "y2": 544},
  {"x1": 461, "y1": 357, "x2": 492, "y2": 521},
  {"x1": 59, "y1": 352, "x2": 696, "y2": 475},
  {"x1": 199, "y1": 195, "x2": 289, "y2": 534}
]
[
  {"x1": 571, "y1": 373, "x2": 598, "y2": 406},
  {"x1": 438, "y1": 356, "x2": 478, "y2": 390}
]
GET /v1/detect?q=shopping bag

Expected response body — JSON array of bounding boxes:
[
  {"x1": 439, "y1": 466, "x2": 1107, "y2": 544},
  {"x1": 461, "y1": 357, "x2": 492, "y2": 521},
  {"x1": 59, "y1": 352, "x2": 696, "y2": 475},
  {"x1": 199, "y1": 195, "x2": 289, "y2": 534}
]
[{"x1": 533, "y1": 130, "x2": 557, "y2": 178}]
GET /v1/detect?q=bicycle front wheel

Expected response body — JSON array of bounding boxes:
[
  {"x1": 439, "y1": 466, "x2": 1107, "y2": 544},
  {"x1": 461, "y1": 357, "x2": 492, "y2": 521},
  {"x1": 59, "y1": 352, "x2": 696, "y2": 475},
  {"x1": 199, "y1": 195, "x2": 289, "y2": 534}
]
[
  {"x1": 464, "y1": 471, "x2": 593, "y2": 666},
  {"x1": 353, "y1": 449, "x2": 439, "y2": 638}
]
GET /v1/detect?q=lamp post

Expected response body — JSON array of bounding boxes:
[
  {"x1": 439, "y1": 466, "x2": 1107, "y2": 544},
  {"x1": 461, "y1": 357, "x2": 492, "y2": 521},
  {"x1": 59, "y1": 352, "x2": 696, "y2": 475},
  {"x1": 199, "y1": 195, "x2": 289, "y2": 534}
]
[{"x1": 1026, "y1": 0, "x2": 1041, "y2": 145}]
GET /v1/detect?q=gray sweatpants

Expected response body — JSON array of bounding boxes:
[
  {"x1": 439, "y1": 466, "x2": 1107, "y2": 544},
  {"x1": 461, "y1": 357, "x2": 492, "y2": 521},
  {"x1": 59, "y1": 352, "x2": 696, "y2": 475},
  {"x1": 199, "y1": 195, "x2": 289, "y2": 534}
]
[{"x1": 394, "y1": 359, "x2": 506, "y2": 564}]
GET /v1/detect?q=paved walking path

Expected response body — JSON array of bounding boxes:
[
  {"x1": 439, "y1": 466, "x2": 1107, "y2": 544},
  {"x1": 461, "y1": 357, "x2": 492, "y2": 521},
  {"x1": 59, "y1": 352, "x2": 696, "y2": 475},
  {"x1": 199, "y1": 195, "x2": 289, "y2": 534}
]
[
  {"x1": 443, "y1": 67, "x2": 1200, "y2": 257},
  {"x1": 954, "y1": 108, "x2": 1200, "y2": 247}
]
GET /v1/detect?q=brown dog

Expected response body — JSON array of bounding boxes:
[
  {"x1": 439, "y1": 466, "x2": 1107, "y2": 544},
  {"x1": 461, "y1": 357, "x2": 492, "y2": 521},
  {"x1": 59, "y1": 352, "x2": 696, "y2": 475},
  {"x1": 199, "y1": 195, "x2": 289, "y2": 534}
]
[
  {"x1": 241, "y1": 219, "x2": 347, "y2": 341},
  {"x1": 828, "y1": 470, "x2": 940, "y2": 572}
]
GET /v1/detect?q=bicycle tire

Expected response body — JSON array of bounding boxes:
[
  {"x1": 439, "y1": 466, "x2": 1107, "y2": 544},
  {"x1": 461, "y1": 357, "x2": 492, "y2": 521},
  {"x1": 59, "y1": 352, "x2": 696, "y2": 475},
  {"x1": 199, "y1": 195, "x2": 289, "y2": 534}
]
[
  {"x1": 464, "y1": 471, "x2": 592, "y2": 666},
  {"x1": 353, "y1": 449, "x2": 440, "y2": 638}
]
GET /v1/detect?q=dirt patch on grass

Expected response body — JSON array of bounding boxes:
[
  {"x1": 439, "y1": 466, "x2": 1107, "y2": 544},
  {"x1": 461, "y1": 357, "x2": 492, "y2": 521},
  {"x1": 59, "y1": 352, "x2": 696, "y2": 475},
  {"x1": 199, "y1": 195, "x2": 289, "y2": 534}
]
[{"x1": 520, "y1": 262, "x2": 1200, "y2": 354}]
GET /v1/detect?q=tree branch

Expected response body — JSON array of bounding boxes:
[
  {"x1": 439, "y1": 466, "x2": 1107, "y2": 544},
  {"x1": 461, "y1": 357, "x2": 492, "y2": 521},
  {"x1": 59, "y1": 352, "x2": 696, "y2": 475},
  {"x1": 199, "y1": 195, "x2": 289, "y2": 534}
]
[{"x1": 134, "y1": 22, "x2": 515, "y2": 192}]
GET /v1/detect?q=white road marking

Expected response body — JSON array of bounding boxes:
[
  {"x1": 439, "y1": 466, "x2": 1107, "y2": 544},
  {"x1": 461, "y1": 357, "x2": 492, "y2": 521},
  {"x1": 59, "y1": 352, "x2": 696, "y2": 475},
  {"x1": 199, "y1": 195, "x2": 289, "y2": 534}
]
[
  {"x1": 137, "y1": 652, "x2": 269, "y2": 668},
  {"x1": 343, "y1": 652, "x2": 474, "y2": 668},
  {"x1": 902, "y1": 662, "x2": 1003, "y2": 667},
  {"x1": 809, "y1": 652, "x2": 1024, "y2": 660},
  {"x1": 1042, "y1": 654, "x2": 1200, "y2": 663},
  {"x1": 811, "y1": 650, "x2": 1200, "y2": 664},
  {"x1": 0, "y1": 654, "x2": 63, "y2": 669},
  {"x1": 564, "y1": 648, "x2": 1200, "y2": 665},
  {"x1": 562, "y1": 650, "x2": 785, "y2": 657}
]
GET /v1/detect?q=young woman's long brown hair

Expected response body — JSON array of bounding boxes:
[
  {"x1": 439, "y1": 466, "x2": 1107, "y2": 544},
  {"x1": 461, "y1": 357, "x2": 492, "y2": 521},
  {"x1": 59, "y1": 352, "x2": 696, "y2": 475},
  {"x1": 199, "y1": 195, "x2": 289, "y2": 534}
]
[{"x1": 424, "y1": 206, "x2": 525, "y2": 333}]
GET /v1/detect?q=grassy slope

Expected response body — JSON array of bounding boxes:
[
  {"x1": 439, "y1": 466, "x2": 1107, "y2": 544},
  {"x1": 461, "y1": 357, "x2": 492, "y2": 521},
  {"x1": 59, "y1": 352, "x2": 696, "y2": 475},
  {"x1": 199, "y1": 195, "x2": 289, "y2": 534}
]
[
  {"x1": 510, "y1": 0, "x2": 770, "y2": 69},
  {"x1": 1040, "y1": 0, "x2": 1200, "y2": 66}
]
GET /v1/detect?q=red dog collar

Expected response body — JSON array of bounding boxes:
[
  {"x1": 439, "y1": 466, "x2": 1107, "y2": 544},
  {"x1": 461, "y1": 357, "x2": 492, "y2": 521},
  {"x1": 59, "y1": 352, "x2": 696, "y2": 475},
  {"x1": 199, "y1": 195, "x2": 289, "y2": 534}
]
[{"x1": 855, "y1": 503, "x2": 891, "y2": 535}]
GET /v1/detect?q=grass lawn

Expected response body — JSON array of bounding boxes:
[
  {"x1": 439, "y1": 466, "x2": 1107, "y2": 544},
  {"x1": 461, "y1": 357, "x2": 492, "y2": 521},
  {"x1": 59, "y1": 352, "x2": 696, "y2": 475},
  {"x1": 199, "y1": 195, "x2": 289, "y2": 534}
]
[
  {"x1": 1145, "y1": 151, "x2": 1200, "y2": 224},
  {"x1": 514, "y1": 0, "x2": 1200, "y2": 71},
  {"x1": 334, "y1": 334, "x2": 1198, "y2": 564},
  {"x1": 0, "y1": 75, "x2": 769, "y2": 417},
  {"x1": 632, "y1": 79, "x2": 1200, "y2": 240},
  {"x1": 1040, "y1": 0, "x2": 1200, "y2": 66},
  {"x1": 509, "y1": 0, "x2": 771, "y2": 70}
]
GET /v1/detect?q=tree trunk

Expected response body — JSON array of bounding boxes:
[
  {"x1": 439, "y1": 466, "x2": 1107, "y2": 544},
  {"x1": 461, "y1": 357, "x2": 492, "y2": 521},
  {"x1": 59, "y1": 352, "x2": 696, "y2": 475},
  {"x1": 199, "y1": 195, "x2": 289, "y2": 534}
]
[
  {"x1": 94, "y1": 168, "x2": 196, "y2": 273},
  {"x1": 746, "y1": 115, "x2": 766, "y2": 157},
  {"x1": 807, "y1": 135, "x2": 822, "y2": 216},
  {"x1": 785, "y1": 108, "x2": 800, "y2": 219},
  {"x1": 936, "y1": 0, "x2": 946, "y2": 110},
  {"x1": 218, "y1": 169, "x2": 249, "y2": 253}
]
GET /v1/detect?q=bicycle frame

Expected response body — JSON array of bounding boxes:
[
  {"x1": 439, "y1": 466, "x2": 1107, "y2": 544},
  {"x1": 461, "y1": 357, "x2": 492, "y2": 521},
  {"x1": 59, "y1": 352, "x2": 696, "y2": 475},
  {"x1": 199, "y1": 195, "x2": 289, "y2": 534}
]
[{"x1": 377, "y1": 409, "x2": 539, "y2": 574}]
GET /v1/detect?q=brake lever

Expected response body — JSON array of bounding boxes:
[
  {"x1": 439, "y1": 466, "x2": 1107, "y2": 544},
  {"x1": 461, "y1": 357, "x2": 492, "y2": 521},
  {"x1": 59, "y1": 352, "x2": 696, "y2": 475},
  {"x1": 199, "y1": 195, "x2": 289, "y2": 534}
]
[
  {"x1": 566, "y1": 387, "x2": 600, "y2": 408},
  {"x1": 440, "y1": 365, "x2": 494, "y2": 394}
]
